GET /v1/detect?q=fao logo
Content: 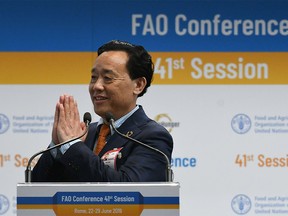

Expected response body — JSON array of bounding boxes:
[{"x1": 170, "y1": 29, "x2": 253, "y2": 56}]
[
  {"x1": 0, "y1": 114, "x2": 10, "y2": 134},
  {"x1": 231, "y1": 114, "x2": 251, "y2": 134},
  {"x1": 0, "y1": 194, "x2": 9, "y2": 215},
  {"x1": 231, "y1": 194, "x2": 251, "y2": 215}
]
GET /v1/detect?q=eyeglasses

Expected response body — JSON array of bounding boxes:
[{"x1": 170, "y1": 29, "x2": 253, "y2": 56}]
[{"x1": 90, "y1": 73, "x2": 125, "y2": 85}]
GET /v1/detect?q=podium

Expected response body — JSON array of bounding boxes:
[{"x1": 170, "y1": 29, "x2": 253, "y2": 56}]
[{"x1": 17, "y1": 182, "x2": 180, "y2": 216}]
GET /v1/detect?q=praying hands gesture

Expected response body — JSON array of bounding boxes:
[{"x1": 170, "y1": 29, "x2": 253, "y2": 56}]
[{"x1": 52, "y1": 95, "x2": 87, "y2": 144}]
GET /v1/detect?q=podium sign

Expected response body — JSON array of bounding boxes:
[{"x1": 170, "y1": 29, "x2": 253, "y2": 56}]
[{"x1": 17, "y1": 182, "x2": 180, "y2": 216}]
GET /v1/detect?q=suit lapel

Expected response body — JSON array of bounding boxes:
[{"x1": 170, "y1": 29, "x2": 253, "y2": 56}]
[
  {"x1": 100, "y1": 106, "x2": 150, "y2": 156},
  {"x1": 84, "y1": 123, "x2": 98, "y2": 150}
]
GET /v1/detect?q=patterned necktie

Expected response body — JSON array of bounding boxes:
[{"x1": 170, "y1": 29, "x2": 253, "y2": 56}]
[{"x1": 94, "y1": 124, "x2": 110, "y2": 155}]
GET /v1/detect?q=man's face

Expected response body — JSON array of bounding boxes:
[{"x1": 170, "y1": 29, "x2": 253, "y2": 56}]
[{"x1": 89, "y1": 51, "x2": 140, "y2": 120}]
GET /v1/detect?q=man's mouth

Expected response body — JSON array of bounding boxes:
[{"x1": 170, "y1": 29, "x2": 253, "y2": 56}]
[{"x1": 95, "y1": 96, "x2": 107, "y2": 101}]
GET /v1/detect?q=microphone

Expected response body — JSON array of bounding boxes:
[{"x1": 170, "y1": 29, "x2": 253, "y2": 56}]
[
  {"x1": 105, "y1": 112, "x2": 173, "y2": 182},
  {"x1": 83, "y1": 112, "x2": 92, "y2": 125},
  {"x1": 25, "y1": 112, "x2": 92, "y2": 183}
]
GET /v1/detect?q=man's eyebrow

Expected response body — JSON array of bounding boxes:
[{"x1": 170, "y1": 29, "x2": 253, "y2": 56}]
[{"x1": 91, "y1": 68, "x2": 115, "y2": 74}]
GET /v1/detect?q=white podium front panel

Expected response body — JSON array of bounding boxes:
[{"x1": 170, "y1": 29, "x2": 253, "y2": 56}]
[{"x1": 17, "y1": 182, "x2": 180, "y2": 216}]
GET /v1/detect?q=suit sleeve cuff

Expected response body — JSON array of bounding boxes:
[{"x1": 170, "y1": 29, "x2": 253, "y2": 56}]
[{"x1": 49, "y1": 139, "x2": 82, "y2": 158}]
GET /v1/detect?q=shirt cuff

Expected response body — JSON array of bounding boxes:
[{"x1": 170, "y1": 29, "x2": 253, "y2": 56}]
[{"x1": 49, "y1": 139, "x2": 82, "y2": 158}]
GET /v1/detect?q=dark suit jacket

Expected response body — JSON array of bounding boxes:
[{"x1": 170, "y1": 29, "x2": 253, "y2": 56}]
[{"x1": 32, "y1": 106, "x2": 173, "y2": 182}]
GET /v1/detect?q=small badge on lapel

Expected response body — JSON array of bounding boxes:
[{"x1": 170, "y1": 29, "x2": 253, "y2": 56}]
[
  {"x1": 101, "y1": 147, "x2": 123, "y2": 170},
  {"x1": 126, "y1": 131, "x2": 133, "y2": 137}
]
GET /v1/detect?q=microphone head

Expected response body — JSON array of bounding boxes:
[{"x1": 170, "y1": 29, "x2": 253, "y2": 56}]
[
  {"x1": 105, "y1": 112, "x2": 115, "y2": 124},
  {"x1": 83, "y1": 112, "x2": 92, "y2": 125}
]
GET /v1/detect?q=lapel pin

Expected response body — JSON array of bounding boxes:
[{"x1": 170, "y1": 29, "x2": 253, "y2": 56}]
[{"x1": 126, "y1": 131, "x2": 133, "y2": 137}]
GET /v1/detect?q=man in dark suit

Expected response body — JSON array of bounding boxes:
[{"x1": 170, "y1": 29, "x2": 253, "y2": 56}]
[{"x1": 32, "y1": 40, "x2": 173, "y2": 182}]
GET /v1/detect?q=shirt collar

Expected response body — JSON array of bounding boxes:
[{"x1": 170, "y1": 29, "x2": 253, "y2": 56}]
[{"x1": 97, "y1": 105, "x2": 139, "y2": 134}]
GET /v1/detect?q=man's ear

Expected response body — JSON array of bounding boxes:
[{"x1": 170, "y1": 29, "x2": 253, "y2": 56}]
[{"x1": 133, "y1": 77, "x2": 147, "y2": 95}]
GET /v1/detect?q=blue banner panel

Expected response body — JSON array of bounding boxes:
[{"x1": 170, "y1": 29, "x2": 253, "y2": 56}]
[{"x1": 0, "y1": 0, "x2": 287, "y2": 51}]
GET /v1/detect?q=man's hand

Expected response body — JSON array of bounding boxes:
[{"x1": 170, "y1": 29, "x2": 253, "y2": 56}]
[{"x1": 52, "y1": 95, "x2": 87, "y2": 144}]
